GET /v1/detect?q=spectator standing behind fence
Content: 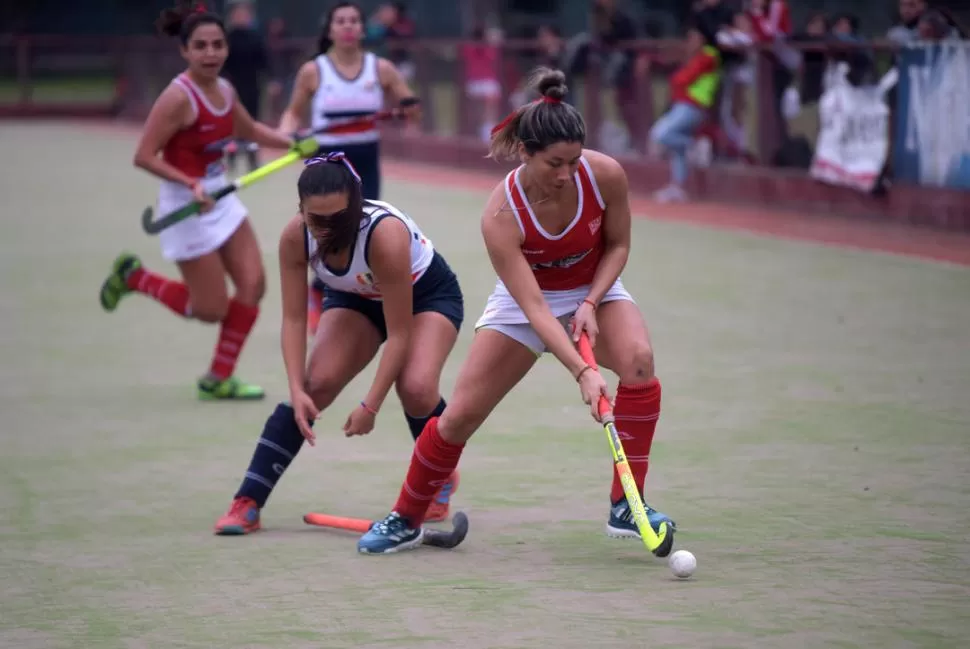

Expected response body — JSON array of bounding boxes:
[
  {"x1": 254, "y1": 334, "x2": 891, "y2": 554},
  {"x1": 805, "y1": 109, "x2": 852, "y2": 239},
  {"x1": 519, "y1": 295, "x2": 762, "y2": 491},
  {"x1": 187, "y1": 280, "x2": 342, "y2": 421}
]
[
  {"x1": 887, "y1": 0, "x2": 928, "y2": 44},
  {"x1": 918, "y1": 9, "x2": 966, "y2": 40},
  {"x1": 460, "y1": 26, "x2": 503, "y2": 143},
  {"x1": 508, "y1": 25, "x2": 573, "y2": 110},
  {"x1": 649, "y1": 26, "x2": 722, "y2": 203},
  {"x1": 747, "y1": 0, "x2": 797, "y2": 151},
  {"x1": 265, "y1": 17, "x2": 296, "y2": 124},
  {"x1": 714, "y1": 11, "x2": 756, "y2": 159},
  {"x1": 830, "y1": 14, "x2": 874, "y2": 87},
  {"x1": 221, "y1": 0, "x2": 268, "y2": 173},
  {"x1": 589, "y1": 0, "x2": 640, "y2": 151},
  {"x1": 386, "y1": 3, "x2": 417, "y2": 83},
  {"x1": 790, "y1": 13, "x2": 830, "y2": 107}
]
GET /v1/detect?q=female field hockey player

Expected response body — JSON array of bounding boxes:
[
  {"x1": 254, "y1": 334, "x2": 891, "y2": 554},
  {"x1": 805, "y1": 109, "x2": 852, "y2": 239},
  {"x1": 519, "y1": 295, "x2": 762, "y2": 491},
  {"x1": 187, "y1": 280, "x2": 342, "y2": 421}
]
[
  {"x1": 277, "y1": 1, "x2": 420, "y2": 335},
  {"x1": 98, "y1": 1, "x2": 309, "y2": 401},
  {"x1": 357, "y1": 67, "x2": 676, "y2": 555},
  {"x1": 213, "y1": 153, "x2": 464, "y2": 534}
]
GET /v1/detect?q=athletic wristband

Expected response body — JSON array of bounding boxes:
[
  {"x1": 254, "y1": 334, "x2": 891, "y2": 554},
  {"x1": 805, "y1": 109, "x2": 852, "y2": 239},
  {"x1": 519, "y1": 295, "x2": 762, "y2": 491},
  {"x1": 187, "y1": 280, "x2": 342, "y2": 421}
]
[
  {"x1": 583, "y1": 298, "x2": 597, "y2": 309},
  {"x1": 575, "y1": 364, "x2": 593, "y2": 382},
  {"x1": 360, "y1": 401, "x2": 379, "y2": 416},
  {"x1": 399, "y1": 97, "x2": 420, "y2": 107}
]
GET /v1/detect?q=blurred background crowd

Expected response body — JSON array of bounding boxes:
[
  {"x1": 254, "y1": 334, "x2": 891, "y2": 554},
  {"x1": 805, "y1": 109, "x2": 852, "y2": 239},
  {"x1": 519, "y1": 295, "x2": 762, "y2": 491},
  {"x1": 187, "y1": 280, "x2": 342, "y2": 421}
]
[{"x1": 2, "y1": 0, "x2": 968, "y2": 200}]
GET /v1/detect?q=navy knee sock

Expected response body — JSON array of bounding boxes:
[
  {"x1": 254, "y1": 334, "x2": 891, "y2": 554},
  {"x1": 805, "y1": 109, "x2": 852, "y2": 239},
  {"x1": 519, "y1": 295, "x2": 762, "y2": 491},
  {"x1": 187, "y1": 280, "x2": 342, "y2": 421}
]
[
  {"x1": 404, "y1": 398, "x2": 447, "y2": 441},
  {"x1": 235, "y1": 402, "x2": 309, "y2": 507}
]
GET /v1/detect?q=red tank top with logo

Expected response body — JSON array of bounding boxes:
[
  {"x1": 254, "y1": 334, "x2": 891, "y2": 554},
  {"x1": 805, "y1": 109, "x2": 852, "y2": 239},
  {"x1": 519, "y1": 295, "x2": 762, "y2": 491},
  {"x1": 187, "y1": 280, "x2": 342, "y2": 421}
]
[
  {"x1": 504, "y1": 157, "x2": 606, "y2": 291},
  {"x1": 161, "y1": 74, "x2": 235, "y2": 179}
]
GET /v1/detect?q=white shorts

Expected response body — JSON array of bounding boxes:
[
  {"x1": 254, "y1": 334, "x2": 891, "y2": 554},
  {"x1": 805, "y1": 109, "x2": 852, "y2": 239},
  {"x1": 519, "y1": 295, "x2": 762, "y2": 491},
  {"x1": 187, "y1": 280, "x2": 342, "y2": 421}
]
[
  {"x1": 157, "y1": 171, "x2": 248, "y2": 262},
  {"x1": 466, "y1": 79, "x2": 501, "y2": 100},
  {"x1": 474, "y1": 278, "x2": 634, "y2": 355}
]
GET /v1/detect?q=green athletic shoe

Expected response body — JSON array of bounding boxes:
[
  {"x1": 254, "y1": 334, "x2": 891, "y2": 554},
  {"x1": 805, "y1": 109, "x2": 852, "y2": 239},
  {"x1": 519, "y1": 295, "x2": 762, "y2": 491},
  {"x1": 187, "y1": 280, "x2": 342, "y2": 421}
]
[
  {"x1": 197, "y1": 376, "x2": 266, "y2": 401},
  {"x1": 99, "y1": 252, "x2": 142, "y2": 312}
]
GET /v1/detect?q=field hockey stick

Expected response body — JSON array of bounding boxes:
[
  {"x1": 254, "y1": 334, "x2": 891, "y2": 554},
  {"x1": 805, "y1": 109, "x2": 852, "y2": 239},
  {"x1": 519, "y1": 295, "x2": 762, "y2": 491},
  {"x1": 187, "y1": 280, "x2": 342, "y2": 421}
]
[
  {"x1": 303, "y1": 510, "x2": 470, "y2": 549},
  {"x1": 140, "y1": 137, "x2": 319, "y2": 235},
  {"x1": 316, "y1": 96, "x2": 418, "y2": 130},
  {"x1": 576, "y1": 332, "x2": 674, "y2": 558},
  {"x1": 140, "y1": 107, "x2": 411, "y2": 235}
]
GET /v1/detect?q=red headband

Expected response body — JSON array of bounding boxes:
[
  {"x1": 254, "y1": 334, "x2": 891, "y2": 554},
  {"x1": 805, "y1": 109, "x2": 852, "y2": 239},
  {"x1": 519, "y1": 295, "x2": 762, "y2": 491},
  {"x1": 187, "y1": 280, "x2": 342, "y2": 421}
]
[{"x1": 489, "y1": 95, "x2": 562, "y2": 138}]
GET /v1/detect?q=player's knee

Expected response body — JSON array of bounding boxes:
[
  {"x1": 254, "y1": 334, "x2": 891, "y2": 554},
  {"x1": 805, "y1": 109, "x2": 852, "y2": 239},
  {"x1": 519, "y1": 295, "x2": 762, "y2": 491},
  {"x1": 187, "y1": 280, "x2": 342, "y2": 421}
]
[
  {"x1": 618, "y1": 342, "x2": 655, "y2": 384},
  {"x1": 304, "y1": 372, "x2": 341, "y2": 411},
  {"x1": 437, "y1": 401, "x2": 485, "y2": 445},
  {"x1": 304, "y1": 354, "x2": 342, "y2": 410},
  {"x1": 395, "y1": 373, "x2": 440, "y2": 416},
  {"x1": 234, "y1": 270, "x2": 266, "y2": 305},
  {"x1": 190, "y1": 295, "x2": 230, "y2": 323}
]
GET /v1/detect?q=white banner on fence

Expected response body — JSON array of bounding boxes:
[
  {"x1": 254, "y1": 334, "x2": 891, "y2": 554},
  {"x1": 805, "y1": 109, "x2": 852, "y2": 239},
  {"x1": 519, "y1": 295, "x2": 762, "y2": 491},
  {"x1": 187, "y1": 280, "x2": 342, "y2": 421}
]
[{"x1": 810, "y1": 64, "x2": 896, "y2": 193}]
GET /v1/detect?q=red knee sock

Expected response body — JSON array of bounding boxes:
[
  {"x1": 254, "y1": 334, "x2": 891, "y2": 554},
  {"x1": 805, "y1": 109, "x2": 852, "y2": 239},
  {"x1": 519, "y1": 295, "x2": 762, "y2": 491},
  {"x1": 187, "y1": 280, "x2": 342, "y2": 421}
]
[
  {"x1": 208, "y1": 299, "x2": 259, "y2": 380},
  {"x1": 393, "y1": 417, "x2": 465, "y2": 526},
  {"x1": 126, "y1": 268, "x2": 190, "y2": 317},
  {"x1": 611, "y1": 378, "x2": 662, "y2": 503}
]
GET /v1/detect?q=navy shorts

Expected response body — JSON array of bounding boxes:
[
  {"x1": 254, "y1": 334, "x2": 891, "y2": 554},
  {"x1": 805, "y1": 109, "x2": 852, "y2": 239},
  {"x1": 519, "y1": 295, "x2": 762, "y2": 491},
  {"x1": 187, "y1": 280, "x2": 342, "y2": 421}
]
[{"x1": 321, "y1": 251, "x2": 464, "y2": 341}]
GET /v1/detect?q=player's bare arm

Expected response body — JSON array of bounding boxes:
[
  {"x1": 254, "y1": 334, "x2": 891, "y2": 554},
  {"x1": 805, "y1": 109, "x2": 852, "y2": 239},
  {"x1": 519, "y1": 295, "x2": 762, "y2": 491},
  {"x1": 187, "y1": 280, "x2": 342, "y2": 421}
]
[
  {"x1": 133, "y1": 85, "x2": 196, "y2": 187},
  {"x1": 377, "y1": 58, "x2": 421, "y2": 121},
  {"x1": 360, "y1": 216, "x2": 415, "y2": 414},
  {"x1": 582, "y1": 150, "x2": 632, "y2": 306},
  {"x1": 229, "y1": 85, "x2": 294, "y2": 150},
  {"x1": 278, "y1": 61, "x2": 319, "y2": 135},
  {"x1": 481, "y1": 185, "x2": 588, "y2": 379},
  {"x1": 278, "y1": 215, "x2": 310, "y2": 396}
]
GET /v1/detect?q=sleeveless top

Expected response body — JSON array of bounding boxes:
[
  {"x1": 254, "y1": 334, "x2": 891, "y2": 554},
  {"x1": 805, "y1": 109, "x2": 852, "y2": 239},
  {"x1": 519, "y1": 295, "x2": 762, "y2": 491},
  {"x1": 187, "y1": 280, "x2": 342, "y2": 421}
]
[
  {"x1": 162, "y1": 74, "x2": 234, "y2": 179},
  {"x1": 310, "y1": 52, "x2": 384, "y2": 147},
  {"x1": 305, "y1": 200, "x2": 435, "y2": 300},
  {"x1": 503, "y1": 157, "x2": 607, "y2": 291}
]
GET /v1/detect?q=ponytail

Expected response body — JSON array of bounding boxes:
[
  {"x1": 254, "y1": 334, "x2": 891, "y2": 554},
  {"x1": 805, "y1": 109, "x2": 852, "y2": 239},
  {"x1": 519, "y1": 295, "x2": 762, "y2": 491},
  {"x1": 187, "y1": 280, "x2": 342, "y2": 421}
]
[
  {"x1": 155, "y1": 0, "x2": 223, "y2": 45},
  {"x1": 487, "y1": 67, "x2": 583, "y2": 160}
]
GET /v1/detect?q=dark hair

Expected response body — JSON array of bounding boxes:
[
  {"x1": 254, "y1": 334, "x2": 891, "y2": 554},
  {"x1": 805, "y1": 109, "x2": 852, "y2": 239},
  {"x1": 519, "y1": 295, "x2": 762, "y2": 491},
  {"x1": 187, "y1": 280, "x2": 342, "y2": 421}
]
[
  {"x1": 920, "y1": 9, "x2": 954, "y2": 38},
  {"x1": 806, "y1": 12, "x2": 830, "y2": 30},
  {"x1": 317, "y1": 2, "x2": 364, "y2": 56},
  {"x1": 298, "y1": 158, "x2": 366, "y2": 261},
  {"x1": 488, "y1": 67, "x2": 585, "y2": 160},
  {"x1": 156, "y1": 1, "x2": 225, "y2": 45},
  {"x1": 833, "y1": 13, "x2": 860, "y2": 34}
]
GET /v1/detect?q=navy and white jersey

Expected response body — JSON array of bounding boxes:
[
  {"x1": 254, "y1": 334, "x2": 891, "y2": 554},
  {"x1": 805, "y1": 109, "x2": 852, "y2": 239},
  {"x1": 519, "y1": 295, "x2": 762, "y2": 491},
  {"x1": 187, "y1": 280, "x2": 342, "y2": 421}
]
[
  {"x1": 306, "y1": 200, "x2": 435, "y2": 300},
  {"x1": 310, "y1": 52, "x2": 384, "y2": 147}
]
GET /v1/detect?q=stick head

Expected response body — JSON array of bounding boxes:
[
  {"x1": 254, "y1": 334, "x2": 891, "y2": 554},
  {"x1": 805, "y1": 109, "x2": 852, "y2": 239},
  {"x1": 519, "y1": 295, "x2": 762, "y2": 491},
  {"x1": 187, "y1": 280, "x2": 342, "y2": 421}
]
[
  {"x1": 652, "y1": 522, "x2": 675, "y2": 558},
  {"x1": 423, "y1": 512, "x2": 469, "y2": 549},
  {"x1": 141, "y1": 207, "x2": 157, "y2": 234}
]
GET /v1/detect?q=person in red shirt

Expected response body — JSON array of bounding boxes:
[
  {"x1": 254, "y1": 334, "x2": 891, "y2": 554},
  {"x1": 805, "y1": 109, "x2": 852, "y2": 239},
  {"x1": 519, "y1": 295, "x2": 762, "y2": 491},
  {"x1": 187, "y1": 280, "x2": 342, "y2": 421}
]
[
  {"x1": 748, "y1": 0, "x2": 796, "y2": 146},
  {"x1": 356, "y1": 67, "x2": 675, "y2": 555},
  {"x1": 748, "y1": 0, "x2": 792, "y2": 42},
  {"x1": 98, "y1": 1, "x2": 305, "y2": 401},
  {"x1": 649, "y1": 26, "x2": 721, "y2": 202},
  {"x1": 460, "y1": 25, "x2": 503, "y2": 142}
]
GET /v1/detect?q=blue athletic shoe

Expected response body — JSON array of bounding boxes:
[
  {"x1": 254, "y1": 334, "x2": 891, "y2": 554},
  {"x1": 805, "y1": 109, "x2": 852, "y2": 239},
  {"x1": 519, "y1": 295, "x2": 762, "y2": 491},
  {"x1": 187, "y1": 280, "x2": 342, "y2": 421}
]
[
  {"x1": 606, "y1": 497, "x2": 677, "y2": 539},
  {"x1": 357, "y1": 511, "x2": 425, "y2": 555}
]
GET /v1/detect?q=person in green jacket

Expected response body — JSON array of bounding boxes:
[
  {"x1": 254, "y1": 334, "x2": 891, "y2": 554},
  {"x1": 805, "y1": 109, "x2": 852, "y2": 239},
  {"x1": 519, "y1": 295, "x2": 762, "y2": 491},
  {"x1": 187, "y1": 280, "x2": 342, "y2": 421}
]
[{"x1": 649, "y1": 26, "x2": 722, "y2": 203}]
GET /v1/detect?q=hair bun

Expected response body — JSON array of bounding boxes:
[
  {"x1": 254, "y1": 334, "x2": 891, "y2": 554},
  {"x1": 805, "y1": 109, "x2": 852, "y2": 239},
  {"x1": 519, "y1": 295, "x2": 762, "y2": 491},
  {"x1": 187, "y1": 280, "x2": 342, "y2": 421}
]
[
  {"x1": 156, "y1": 1, "x2": 200, "y2": 37},
  {"x1": 532, "y1": 67, "x2": 568, "y2": 102}
]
